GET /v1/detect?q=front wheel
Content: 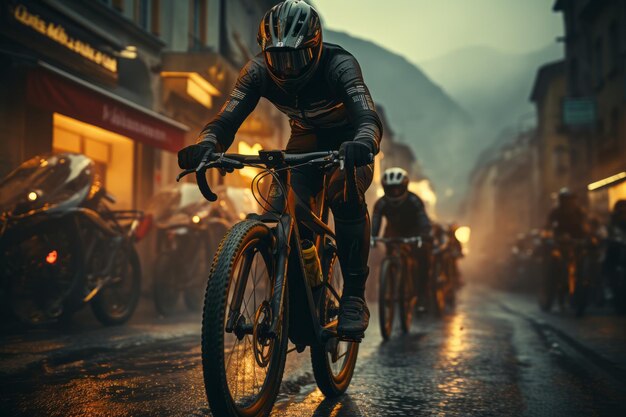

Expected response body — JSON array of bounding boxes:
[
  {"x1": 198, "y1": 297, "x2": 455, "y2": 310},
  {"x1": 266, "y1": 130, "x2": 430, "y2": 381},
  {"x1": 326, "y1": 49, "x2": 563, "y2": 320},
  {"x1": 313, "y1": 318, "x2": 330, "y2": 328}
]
[
  {"x1": 398, "y1": 260, "x2": 415, "y2": 334},
  {"x1": 201, "y1": 220, "x2": 288, "y2": 417},
  {"x1": 311, "y1": 253, "x2": 359, "y2": 397},
  {"x1": 378, "y1": 258, "x2": 396, "y2": 341},
  {"x1": 91, "y1": 245, "x2": 141, "y2": 326}
]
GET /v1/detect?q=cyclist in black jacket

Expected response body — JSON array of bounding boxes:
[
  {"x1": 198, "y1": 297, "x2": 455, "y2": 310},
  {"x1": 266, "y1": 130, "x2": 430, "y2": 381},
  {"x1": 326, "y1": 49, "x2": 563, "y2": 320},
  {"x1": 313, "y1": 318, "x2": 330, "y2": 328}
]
[
  {"x1": 178, "y1": 0, "x2": 382, "y2": 339},
  {"x1": 372, "y1": 168, "x2": 432, "y2": 308}
]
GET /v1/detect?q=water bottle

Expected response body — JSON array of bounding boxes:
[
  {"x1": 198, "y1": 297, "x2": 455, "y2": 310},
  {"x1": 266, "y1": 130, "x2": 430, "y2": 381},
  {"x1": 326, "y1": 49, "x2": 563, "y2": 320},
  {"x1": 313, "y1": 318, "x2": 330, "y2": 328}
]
[{"x1": 301, "y1": 239, "x2": 323, "y2": 288}]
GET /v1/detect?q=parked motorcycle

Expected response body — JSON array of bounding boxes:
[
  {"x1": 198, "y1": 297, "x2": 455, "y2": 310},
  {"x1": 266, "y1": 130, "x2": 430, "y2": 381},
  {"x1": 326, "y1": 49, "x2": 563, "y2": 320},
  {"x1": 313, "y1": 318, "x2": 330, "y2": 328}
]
[
  {"x1": 149, "y1": 184, "x2": 258, "y2": 316},
  {"x1": 0, "y1": 153, "x2": 148, "y2": 325}
]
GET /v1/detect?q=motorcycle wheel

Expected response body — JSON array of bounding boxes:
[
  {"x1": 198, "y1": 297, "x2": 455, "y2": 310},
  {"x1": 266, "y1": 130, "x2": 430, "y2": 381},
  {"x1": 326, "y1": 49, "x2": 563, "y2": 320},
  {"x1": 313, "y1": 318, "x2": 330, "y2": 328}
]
[
  {"x1": 92, "y1": 245, "x2": 141, "y2": 326},
  {"x1": 5, "y1": 223, "x2": 83, "y2": 325},
  {"x1": 153, "y1": 254, "x2": 180, "y2": 316}
]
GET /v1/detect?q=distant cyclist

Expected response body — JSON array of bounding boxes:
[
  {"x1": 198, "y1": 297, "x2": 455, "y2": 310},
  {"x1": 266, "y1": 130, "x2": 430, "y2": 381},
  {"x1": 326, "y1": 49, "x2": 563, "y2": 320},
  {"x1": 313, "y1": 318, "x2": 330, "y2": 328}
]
[
  {"x1": 371, "y1": 168, "x2": 432, "y2": 306},
  {"x1": 178, "y1": 0, "x2": 382, "y2": 339}
]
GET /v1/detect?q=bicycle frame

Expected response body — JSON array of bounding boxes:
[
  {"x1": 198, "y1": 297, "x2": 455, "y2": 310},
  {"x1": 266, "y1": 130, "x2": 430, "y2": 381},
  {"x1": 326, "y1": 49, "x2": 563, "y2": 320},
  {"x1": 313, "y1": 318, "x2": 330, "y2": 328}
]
[{"x1": 201, "y1": 150, "x2": 345, "y2": 348}]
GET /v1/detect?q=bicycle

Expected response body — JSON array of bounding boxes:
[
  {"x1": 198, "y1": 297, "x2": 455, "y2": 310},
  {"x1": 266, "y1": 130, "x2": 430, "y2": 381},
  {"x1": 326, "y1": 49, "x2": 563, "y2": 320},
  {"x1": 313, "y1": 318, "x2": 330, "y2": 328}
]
[
  {"x1": 372, "y1": 236, "x2": 421, "y2": 340},
  {"x1": 540, "y1": 234, "x2": 591, "y2": 317},
  {"x1": 177, "y1": 149, "x2": 363, "y2": 417},
  {"x1": 430, "y1": 236, "x2": 457, "y2": 316}
]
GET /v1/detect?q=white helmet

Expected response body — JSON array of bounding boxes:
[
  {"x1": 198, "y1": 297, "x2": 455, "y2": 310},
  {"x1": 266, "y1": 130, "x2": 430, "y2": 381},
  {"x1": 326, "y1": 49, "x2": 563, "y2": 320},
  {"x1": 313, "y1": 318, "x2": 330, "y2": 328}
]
[{"x1": 382, "y1": 167, "x2": 409, "y2": 204}]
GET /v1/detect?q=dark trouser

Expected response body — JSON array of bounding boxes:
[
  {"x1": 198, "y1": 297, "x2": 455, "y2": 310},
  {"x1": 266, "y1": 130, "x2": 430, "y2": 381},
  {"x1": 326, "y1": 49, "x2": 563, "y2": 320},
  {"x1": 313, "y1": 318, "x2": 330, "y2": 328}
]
[{"x1": 268, "y1": 129, "x2": 374, "y2": 299}]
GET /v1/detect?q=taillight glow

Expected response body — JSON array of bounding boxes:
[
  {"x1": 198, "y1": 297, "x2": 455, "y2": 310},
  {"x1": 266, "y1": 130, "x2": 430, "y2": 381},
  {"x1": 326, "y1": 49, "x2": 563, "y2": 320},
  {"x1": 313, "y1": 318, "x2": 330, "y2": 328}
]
[
  {"x1": 134, "y1": 214, "x2": 153, "y2": 241},
  {"x1": 46, "y1": 250, "x2": 58, "y2": 264}
]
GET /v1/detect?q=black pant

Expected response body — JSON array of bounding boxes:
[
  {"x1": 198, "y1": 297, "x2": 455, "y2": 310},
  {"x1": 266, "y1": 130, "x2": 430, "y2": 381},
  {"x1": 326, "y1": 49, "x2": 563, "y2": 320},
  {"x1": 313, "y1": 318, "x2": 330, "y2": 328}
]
[{"x1": 267, "y1": 129, "x2": 374, "y2": 297}]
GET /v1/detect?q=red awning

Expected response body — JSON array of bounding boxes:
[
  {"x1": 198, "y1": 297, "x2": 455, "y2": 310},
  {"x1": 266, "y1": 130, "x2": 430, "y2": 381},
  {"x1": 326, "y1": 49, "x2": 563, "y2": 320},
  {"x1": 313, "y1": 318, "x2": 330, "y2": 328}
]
[{"x1": 26, "y1": 62, "x2": 188, "y2": 153}]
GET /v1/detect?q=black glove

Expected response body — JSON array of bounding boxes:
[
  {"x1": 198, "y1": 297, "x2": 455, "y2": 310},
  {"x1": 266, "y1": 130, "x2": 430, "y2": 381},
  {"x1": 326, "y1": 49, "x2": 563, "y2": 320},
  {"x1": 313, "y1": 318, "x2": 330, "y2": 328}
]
[
  {"x1": 178, "y1": 140, "x2": 215, "y2": 170},
  {"x1": 339, "y1": 141, "x2": 374, "y2": 169}
]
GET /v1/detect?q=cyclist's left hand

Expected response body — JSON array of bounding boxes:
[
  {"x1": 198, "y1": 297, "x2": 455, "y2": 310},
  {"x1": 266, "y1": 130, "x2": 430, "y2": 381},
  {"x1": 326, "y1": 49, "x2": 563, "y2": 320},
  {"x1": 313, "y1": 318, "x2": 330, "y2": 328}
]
[{"x1": 340, "y1": 141, "x2": 373, "y2": 168}]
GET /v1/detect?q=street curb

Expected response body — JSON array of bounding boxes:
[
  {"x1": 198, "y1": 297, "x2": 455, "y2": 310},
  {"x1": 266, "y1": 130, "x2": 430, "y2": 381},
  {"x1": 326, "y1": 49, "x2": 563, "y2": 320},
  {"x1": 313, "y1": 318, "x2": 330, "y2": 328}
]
[{"x1": 497, "y1": 300, "x2": 626, "y2": 386}]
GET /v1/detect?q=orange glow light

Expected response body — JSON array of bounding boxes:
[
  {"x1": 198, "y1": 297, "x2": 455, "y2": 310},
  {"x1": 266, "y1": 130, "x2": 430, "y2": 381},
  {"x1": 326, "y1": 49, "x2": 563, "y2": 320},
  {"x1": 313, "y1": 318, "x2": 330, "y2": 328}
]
[{"x1": 46, "y1": 250, "x2": 58, "y2": 264}]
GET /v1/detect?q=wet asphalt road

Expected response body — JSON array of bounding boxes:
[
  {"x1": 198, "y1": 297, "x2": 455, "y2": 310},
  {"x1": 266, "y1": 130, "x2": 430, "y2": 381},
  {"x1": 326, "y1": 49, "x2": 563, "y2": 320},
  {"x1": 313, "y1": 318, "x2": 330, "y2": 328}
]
[{"x1": 1, "y1": 286, "x2": 626, "y2": 417}]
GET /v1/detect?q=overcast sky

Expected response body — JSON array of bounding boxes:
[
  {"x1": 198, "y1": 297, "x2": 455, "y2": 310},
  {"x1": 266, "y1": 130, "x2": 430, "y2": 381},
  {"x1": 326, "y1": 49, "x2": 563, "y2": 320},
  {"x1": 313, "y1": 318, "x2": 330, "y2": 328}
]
[{"x1": 313, "y1": 0, "x2": 563, "y2": 63}]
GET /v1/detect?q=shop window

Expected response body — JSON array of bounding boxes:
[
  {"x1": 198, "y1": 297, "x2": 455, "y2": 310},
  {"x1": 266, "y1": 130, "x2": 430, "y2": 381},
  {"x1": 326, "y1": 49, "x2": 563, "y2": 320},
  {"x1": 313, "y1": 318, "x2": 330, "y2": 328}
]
[
  {"x1": 52, "y1": 113, "x2": 135, "y2": 209},
  {"x1": 189, "y1": 0, "x2": 208, "y2": 50}
]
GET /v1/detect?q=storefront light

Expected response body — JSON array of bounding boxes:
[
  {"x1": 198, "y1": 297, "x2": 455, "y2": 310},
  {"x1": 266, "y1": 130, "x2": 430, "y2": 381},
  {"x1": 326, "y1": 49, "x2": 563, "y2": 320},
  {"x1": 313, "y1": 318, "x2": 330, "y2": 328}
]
[
  {"x1": 119, "y1": 45, "x2": 137, "y2": 59},
  {"x1": 587, "y1": 172, "x2": 626, "y2": 191},
  {"x1": 161, "y1": 72, "x2": 221, "y2": 109}
]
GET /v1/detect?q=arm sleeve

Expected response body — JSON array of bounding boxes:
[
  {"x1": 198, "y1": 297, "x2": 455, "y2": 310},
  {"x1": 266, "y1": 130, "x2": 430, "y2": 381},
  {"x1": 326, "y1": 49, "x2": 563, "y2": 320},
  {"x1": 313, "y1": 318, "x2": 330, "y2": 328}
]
[
  {"x1": 410, "y1": 195, "x2": 432, "y2": 235},
  {"x1": 330, "y1": 55, "x2": 383, "y2": 153},
  {"x1": 371, "y1": 198, "x2": 385, "y2": 237},
  {"x1": 198, "y1": 60, "x2": 262, "y2": 151}
]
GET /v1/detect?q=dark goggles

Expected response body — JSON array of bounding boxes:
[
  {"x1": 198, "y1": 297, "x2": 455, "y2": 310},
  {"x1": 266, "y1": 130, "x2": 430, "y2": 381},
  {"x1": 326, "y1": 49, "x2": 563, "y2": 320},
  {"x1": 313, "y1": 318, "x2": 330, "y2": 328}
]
[
  {"x1": 383, "y1": 184, "x2": 407, "y2": 198},
  {"x1": 264, "y1": 47, "x2": 315, "y2": 79}
]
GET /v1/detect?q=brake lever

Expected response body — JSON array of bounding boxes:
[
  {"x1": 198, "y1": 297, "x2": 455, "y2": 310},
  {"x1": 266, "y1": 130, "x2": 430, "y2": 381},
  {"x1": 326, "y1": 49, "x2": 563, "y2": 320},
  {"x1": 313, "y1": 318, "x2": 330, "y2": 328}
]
[{"x1": 176, "y1": 169, "x2": 195, "y2": 182}]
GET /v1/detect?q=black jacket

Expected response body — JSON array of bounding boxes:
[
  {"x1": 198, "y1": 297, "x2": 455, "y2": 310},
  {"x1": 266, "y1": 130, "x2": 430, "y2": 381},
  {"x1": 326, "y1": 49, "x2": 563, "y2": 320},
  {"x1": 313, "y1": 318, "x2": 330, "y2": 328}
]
[
  {"x1": 199, "y1": 43, "x2": 383, "y2": 153},
  {"x1": 547, "y1": 205, "x2": 587, "y2": 238},
  {"x1": 372, "y1": 192, "x2": 432, "y2": 238}
]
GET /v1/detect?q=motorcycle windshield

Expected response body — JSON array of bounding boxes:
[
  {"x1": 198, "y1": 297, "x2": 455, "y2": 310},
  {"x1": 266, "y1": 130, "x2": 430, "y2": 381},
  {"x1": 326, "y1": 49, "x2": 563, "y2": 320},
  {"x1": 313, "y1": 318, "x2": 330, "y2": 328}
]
[{"x1": 0, "y1": 153, "x2": 94, "y2": 216}]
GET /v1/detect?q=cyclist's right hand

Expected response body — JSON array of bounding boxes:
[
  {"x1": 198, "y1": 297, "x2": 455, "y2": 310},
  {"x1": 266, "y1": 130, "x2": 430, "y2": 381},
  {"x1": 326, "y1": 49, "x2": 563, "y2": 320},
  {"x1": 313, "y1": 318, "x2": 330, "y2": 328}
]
[{"x1": 177, "y1": 140, "x2": 216, "y2": 169}]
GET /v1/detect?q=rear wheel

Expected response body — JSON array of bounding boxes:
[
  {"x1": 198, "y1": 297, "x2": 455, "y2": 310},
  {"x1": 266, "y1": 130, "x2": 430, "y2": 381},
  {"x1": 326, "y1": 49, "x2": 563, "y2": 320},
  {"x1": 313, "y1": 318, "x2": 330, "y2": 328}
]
[
  {"x1": 202, "y1": 220, "x2": 288, "y2": 417},
  {"x1": 398, "y1": 260, "x2": 415, "y2": 334},
  {"x1": 92, "y1": 245, "x2": 141, "y2": 326},
  {"x1": 378, "y1": 258, "x2": 395, "y2": 341},
  {"x1": 311, "y1": 253, "x2": 359, "y2": 397}
]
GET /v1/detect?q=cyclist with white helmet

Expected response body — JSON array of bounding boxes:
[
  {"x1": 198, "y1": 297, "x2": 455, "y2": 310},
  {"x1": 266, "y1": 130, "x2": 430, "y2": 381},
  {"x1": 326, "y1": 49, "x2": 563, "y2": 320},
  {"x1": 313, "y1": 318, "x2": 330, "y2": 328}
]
[{"x1": 372, "y1": 168, "x2": 432, "y2": 307}]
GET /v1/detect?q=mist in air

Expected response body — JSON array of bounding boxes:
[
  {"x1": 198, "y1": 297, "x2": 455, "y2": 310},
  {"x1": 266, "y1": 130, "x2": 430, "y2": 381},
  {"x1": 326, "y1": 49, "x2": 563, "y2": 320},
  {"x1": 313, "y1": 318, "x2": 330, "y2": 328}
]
[{"x1": 314, "y1": 0, "x2": 564, "y2": 217}]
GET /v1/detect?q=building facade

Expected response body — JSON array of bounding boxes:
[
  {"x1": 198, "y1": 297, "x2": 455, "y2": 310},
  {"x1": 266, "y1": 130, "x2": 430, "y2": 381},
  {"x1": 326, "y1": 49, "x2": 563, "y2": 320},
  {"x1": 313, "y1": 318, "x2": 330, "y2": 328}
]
[
  {"x1": 554, "y1": 0, "x2": 626, "y2": 217},
  {"x1": 0, "y1": 0, "x2": 188, "y2": 209},
  {"x1": 0, "y1": 0, "x2": 287, "y2": 209}
]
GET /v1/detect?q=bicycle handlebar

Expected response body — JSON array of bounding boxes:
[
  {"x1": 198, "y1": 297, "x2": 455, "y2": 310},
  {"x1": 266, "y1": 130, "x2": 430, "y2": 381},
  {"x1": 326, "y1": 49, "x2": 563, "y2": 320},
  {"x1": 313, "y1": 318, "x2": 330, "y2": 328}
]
[{"x1": 176, "y1": 150, "x2": 365, "y2": 203}]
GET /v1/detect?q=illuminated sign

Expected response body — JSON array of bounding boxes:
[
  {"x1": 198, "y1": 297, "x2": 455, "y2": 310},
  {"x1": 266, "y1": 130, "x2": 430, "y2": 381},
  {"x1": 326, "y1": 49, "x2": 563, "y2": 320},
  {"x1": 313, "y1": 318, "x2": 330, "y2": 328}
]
[{"x1": 12, "y1": 4, "x2": 118, "y2": 74}]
